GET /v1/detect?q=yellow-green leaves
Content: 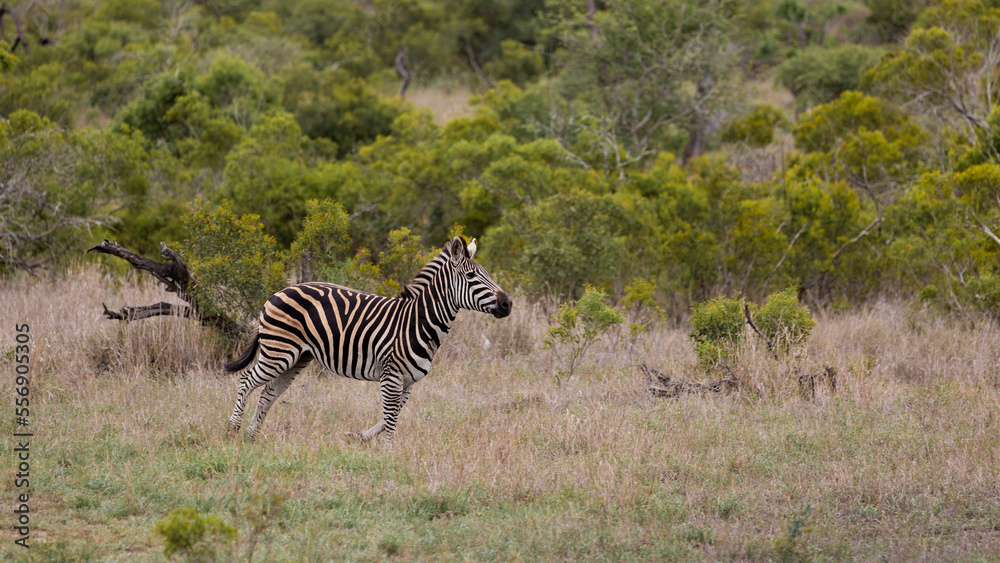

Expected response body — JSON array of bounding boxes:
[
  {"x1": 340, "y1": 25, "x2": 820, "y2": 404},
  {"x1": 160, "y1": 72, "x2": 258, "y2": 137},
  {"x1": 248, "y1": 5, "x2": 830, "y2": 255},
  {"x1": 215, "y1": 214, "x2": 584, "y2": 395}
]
[
  {"x1": 545, "y1": 287, "x2": 624, "y2": 383},
  {"x1": 180, "y1": 200, "x2": 288, "y2": 329}
]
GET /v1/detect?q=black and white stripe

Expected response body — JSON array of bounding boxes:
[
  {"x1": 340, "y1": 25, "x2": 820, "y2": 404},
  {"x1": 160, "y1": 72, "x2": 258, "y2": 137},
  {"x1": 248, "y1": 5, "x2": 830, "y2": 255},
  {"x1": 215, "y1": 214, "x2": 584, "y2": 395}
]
[{"x1": 224, "y1": 236, "x2": 512, "y2": 443}]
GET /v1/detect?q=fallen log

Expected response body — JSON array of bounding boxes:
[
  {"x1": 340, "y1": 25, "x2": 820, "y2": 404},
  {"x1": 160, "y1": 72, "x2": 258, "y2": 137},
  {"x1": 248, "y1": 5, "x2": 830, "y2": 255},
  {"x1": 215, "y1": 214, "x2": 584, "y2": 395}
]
[
  {"x1": 637, "y1": 363, "x2": 738, "y2": 399},
  {"x1": 86, "y1": 240, "x2": 245, "y2": 338}
]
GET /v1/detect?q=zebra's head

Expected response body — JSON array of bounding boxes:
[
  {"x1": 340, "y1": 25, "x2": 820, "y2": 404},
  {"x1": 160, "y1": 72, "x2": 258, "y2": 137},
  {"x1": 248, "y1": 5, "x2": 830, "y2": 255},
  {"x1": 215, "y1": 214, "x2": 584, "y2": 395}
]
[{"x1": 446, "y1": 236, "x2": 512, "y2": 319}]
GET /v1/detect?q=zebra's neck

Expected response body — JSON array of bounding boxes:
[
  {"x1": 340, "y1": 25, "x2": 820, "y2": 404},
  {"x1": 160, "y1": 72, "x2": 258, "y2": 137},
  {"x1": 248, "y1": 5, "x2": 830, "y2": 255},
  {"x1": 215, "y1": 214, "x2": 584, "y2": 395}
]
[{"x1": 404, "y1": 250, "x2": 460, "y2": 333}]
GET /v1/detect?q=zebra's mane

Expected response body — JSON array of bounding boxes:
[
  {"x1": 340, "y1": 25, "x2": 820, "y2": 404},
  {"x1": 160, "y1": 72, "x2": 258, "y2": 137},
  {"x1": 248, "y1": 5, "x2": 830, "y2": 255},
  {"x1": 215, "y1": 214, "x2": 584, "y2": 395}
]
[{"x1": 396, "y1": 251, "x2": 450, "y2": 300}]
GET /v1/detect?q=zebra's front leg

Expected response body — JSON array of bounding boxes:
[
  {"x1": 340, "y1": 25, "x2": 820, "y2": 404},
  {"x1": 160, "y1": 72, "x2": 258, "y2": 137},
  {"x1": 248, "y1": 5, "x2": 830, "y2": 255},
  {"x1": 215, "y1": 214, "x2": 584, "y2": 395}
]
[{"x1": 353, "y1": 382, "x2": 411, "y2": 443}]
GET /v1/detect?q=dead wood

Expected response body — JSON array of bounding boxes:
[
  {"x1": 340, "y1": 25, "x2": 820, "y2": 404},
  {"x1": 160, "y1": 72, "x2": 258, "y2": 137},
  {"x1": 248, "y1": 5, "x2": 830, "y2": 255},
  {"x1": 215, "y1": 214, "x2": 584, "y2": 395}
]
[
  {"x1": 637, "y1": 363, "x2": 737, "y2": 399},
  {"x1": 797, "y1": 365, "x2": 837, "y2": 400},
  {"x1": 1, "y1": 3, "x2": 30, "y2": 54},
  {"x1": 743, "y1": 303, "x2": 779, "y2": 360},
  {"x1": 86, "y1": 240, "x2": 244, "y2": 337},
  {"x1": 101, "y1": 301, "x2": 193, "y2": 322}
]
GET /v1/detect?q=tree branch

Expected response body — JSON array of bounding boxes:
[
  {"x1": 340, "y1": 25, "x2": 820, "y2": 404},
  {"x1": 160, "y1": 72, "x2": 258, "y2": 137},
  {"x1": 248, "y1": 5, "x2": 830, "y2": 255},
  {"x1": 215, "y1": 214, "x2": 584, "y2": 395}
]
[
  {"x1": 744, "y1": 303, "x2": 779, "y2": 360},
  {"x1": 86, "y1": 240, "x2": 245, "y2": 337}
]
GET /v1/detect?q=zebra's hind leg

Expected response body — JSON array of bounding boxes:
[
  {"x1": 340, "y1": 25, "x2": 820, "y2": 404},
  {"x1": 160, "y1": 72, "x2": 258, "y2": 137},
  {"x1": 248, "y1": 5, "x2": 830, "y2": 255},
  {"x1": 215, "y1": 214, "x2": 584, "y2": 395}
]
[
  {"x1": 228, "y1": 371, "x2": 261, "y2": 434},
  {"x1": 246, "y1": 354, "x2": 312, "y2": 439},
  {"x1": 228, "y1": 350, "x2": 295, "y2": 435}
]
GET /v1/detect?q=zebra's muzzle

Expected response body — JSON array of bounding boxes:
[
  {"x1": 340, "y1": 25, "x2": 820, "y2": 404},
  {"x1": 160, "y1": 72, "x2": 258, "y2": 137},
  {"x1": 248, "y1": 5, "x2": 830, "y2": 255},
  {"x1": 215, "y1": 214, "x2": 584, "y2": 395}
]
[{"x1": 491, "y1": 291, "x2": 512, "y2": 319}]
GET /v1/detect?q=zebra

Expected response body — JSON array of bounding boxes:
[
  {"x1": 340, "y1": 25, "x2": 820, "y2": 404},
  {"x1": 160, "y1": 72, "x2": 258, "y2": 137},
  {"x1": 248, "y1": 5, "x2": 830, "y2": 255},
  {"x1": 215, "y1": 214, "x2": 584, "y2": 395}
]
[{"x1": 223, "y1": 236, "x2": 512, "y2": 444}]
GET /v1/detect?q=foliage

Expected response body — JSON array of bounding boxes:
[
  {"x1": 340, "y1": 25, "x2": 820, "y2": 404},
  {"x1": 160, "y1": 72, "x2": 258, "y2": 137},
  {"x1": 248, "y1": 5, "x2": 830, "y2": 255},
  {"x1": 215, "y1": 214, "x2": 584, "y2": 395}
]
[
  {"x1": 483, "y1": 39, "x2": 545, "y2": 85},
  {"x1": 776, "y1": 44, "x2": 882, "y2": 111},
  {"x1": 690, "y1": 288, "x2": 815, "y2": 372},
  {"x1": 754, "y1": 287, "x2": 816, "y2": 353},
  {"x1": 153, "y1": 506, "x2": 237, "y2": 561},
  {"x1": 773, "y1": 504, "x2": 813, "y2": 563},
  {"x1": 6, "y1": 0, "x2": 1000, "y2": 320},
  {"x1": 179, "y1": 200, "x2": 288, "y2": 328},
  {"x1": 689, "y1": 295, "x2": 745, "y2": 372},
  {"x1": 0, "y1": 110, "x2": 138, "y2": 272},
  {"x1": 864, "y1": 0, "x2": 1000, "y2": 145},
  {"x1": 485, "y1": 191, "x2": 634, "y2": 297},
  {"x1": 367, "y1": 227, "x2": 435, "y2": 296},
  {"x1": 544, "y1": 286, "x2": 624, "y2": 383},
  {"x1": 289, "y1": 199, "x2": 353, "y2": 283},
  {"x1": 553, "y1": 0, "x2": 738, "y2": 161},
  {"x1": 283, "y1": 67, "x2": 404, "y2": 157},
  {"x1": 721, "y1": 104, "x2": 788, "y2": 147}
]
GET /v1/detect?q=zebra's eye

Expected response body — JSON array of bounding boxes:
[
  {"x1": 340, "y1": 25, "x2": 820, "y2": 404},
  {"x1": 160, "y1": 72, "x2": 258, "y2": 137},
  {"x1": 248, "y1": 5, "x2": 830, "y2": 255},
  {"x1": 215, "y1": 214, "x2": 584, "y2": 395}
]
[{"x1": 465, "y1": 271, "x2": 477, "y2": 280}]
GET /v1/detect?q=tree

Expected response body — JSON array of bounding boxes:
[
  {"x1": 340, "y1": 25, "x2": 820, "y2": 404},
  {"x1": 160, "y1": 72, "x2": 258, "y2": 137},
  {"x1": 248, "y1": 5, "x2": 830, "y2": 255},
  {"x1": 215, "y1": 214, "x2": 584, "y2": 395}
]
[
  {"x1": 483, "y1": 190, "x2": 635, "y2": 297},
  {"x1": 179, "y1": 200, "x2": 288, "y2": 330},
  {"x1": 792, "y1": 91, "x2": 929, "y2": 238},
  {"x1": 776, "y1": 44, "x2": 882, "y2": 112},
  {"x1": 865, "y1": 0, "x2": 1000, "y2": 144},
  {"x1": 553, "y1": 0, "x2": 739, "y2": 166},
  {"x1": 0, "y1": 111, "x2": 119, "y2": 272}
]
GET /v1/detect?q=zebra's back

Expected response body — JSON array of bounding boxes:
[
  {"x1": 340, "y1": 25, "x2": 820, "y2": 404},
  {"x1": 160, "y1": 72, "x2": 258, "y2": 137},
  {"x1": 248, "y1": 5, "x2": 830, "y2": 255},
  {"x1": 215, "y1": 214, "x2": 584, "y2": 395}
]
[{"x1": 261, "y1": 282, "x2": 403, "y2": 381}]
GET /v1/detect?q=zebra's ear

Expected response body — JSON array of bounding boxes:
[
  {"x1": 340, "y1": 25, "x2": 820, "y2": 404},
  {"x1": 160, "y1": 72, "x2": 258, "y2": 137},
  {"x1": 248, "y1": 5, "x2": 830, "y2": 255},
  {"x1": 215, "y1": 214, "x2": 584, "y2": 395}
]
[
  {"x1": 467, "y1": 238, "x2": 477, "y2": 259},
  {"x1": 447, "y1": 236, "x2": 467, "y2": 263}
]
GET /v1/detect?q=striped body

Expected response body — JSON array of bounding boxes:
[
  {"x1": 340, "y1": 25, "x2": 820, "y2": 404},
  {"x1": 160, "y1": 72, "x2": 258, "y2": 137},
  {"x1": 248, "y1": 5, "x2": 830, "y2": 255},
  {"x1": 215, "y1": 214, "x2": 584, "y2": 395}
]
[
  {"x1": 262, "y1": 282, "x2": 450, "y2": 384},
  {"x1": 225, "y1": 236, "x2": 512, "y2": 443}
]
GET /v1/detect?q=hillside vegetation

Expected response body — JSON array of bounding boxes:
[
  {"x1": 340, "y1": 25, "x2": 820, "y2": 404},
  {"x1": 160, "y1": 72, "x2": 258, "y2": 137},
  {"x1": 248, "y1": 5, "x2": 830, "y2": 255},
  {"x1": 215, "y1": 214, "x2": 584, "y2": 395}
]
[{"x1": 0, "y1": 0, "x2": 998, "y2": 315}]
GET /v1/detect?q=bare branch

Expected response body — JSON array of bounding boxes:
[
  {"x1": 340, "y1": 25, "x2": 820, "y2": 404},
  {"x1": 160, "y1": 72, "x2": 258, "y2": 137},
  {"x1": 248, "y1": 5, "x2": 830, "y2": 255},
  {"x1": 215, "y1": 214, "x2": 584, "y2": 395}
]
[{"x1": 743, "y1": 303, "x2": 779, "y2": 360}]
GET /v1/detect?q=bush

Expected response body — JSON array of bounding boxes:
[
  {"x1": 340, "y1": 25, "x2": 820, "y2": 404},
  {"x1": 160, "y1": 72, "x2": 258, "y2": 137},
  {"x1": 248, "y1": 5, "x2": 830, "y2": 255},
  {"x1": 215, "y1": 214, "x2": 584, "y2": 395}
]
[
  {"x1": 690, "y1": 289, "x2": 815, "y2": 373},
  {"x1": 754, "y1": 287, "x2": 816, "y2": 353},
  {"x1": 721, "y1": 104, "x2": 788, "y2": 147},
  {"x1": 545, "y1": 286, "x2": 624, "y2": 383},
  {"x1": 776, "y1": 44, "x2": 882, "y2": 111},
  {"x1": 153, "y1": 506, "x2": 237, "y2": 561},
  {"x1": 179, "y1": 200, "x2": 288, "y2": 329},
  {"x1": 484, "y1": 40, "x2": 546, "y2": 85},
  {"x1": 484, "y1": 191, "x2": 633, "y2": 297},
  {"x1": 689, "y1": 295, "x2": 745, "y2": 372},
  {"x1": 364, "y1": 227, "x2": 434, "y2": 296}
]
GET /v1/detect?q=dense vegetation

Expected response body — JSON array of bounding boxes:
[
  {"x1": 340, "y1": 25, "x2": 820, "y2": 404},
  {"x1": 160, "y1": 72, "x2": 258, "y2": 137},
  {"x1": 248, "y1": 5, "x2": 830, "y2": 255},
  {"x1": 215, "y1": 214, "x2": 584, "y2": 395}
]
[{"x1": 3, "y1": 0, "x2": 1000, "y2": 318}]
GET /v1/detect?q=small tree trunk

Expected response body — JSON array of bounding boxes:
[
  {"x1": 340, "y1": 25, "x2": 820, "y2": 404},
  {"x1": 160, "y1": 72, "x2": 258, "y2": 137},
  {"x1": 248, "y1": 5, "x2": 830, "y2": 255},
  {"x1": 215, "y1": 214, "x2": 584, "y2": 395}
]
[
  {"x1": 395, "y1": 46, "x2": 411, "y2": 98},
  {"x1": 586, "y1": 0, "x2": 598, "y2": 40},
  {"x1": 0, "y1": 3, "x2": 30, "y2": 54}
]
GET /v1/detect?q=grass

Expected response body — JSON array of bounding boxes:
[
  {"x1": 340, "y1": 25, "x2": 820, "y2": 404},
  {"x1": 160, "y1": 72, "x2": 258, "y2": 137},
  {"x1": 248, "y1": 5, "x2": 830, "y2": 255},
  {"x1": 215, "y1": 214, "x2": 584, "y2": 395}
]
[{"x1": 1, "y1": 267, "x2": 999, "y2": 561}]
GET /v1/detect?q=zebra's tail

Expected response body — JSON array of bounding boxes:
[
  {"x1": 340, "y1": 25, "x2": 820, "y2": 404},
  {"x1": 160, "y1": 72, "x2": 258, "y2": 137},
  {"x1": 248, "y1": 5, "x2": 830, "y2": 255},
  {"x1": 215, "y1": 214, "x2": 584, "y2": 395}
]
[{"x1": 223, "y1": 334, "x2": 259, "y2": 372}]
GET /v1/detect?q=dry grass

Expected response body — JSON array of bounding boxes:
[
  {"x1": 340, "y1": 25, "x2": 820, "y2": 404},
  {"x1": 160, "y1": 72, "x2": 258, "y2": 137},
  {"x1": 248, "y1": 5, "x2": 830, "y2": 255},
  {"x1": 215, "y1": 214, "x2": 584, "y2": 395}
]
[
  {"x1": 1, "y1": 269, "x2": 999, "y2": 561},
  {"x1": 407, "y1": 87, "x2": 474, "y2": 125}
]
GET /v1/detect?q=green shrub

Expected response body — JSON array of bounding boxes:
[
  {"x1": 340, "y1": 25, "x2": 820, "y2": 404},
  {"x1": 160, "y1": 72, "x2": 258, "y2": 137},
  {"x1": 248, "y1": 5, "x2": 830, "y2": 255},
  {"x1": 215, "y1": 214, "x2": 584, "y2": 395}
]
[
  {"x1": 690, "y1": 289, "x2": 816, "y2": 373},
  {"x1": 773, "y1": 504, "x2": 813, "y2": 562},
  {"x1": 721, "y1": 104, "x2": 788, "y2": 147},
  {"x1": 754, "y1": 287, "x2": 816, "y2": 353},
  {"x1": 777, "y1": 44, "x2": 882, "y2": 111},
  {"x1": 484, "y1": 40, "x2": 546, "y2": 85},
  {"x1": 364, "y1": 227, "x2": 434, "y2": 296},
  {"x1": 545, "y1": 287, "x2": 624, "y2": 383},
  {"x1": 689, "y1": 295, "x2": 745, "y2": 372},
  {"x1": 964, "y1": 274, "x2": 1000, "y2": 320},
  {"x1": 179, "y1": 200, "x2": 288, "y2": 329},
  {"x1": 153, "y1": 506, "x2": 237, "y2": 561}
]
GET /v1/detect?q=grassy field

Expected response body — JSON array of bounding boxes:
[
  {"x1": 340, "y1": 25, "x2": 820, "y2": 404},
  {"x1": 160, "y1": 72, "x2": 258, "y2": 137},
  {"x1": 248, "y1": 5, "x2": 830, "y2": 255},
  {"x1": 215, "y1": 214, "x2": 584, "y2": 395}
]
[{"x1": 1, "y1": 269, "x2": 999, "y2": 561}]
